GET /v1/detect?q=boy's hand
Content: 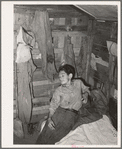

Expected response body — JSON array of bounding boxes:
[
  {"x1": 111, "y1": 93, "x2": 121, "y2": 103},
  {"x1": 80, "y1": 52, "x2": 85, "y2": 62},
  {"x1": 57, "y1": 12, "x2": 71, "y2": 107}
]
[
  {"x1": 48, "y1": 118, "x2": 55, "y2": 130},
  {"x1": 82, "y1": 92, "x2": 89, "y2": 104}
]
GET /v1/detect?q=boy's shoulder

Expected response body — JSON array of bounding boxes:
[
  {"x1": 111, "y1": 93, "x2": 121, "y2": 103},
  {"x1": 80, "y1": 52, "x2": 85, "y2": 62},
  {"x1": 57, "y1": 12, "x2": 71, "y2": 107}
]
[
  {"x1": 54, "y1": 85, "x2": 62, "y2": 93},
  {"x1": 73, "y1": 79, "x2": 82, "y2": 87},
  {"x1": 73, "y1": 79, "x2": 82, "y2": 83}
]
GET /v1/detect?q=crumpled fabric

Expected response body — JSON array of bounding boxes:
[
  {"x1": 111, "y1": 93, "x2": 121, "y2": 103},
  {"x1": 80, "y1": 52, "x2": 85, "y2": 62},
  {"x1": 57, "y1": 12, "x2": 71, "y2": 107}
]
[
  {"x1": 56, "y1": 115, "x2": 117, "y2": 145},
  {"x1": 72, "y1": 89, "x2": 108, "y2": 130},
  {"x1": 16, "y1": 26, "x2": 32, "y2": 63},
  {"x1": 16, "y1": 44, "x2": 31, "y2": 63},
  {"x1": 31, "y1": 10, "x2": 57, "y2": 81},
  {"x1": 61, "y1": 35, "x2": 77, "y2": 77}
]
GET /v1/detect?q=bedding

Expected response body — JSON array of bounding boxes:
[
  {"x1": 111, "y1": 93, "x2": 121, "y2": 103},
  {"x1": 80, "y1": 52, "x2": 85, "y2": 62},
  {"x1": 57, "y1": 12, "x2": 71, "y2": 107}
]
[
  {"x1": 55, "y1": 115, "x2": 117, "y2": 145},
  {"x1": 38, "y1": 89, "x2": 117, "y2": 145},
  {"x1": 55, "y1": 89, "x2": 117, "y2": 145}
]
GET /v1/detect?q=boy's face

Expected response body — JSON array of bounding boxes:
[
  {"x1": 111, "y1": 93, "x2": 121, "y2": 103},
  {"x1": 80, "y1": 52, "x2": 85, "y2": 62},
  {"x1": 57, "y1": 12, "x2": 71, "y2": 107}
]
[{"x1": 59, "y1": 70, "x2": 70, "y2": 85}]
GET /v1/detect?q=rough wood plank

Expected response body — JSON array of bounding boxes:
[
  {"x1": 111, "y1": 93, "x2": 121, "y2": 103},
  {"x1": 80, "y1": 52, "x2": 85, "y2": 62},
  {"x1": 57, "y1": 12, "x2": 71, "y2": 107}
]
[
  {"x1": 14, "y1": 96, "x2": 50, "y2": 106},
  {"x1": 53, "y1": 36, "x2": 58, "y2": 48},
  {"x1": 71, "y1": 26, "x2": 87, "y2": 31},
  {"x1": 31, "y1": 48, "x2": 40, "y2": 55},
  {"x1": 33, "y1": 97, "x2": 50, "y2": 104},
  {"x1": 33, "y1": 105, "x2": 50, "y2": 111},
  {"x1": 33, "y1": 69, "x2": 46, "y2": 81},
  {"x1": 51, "y1": 25, "x2": 87, "y2": 31},
  {"x1": 33, "y1": 84, "x2": 55, "y2": 95},
  {"x1": 65, "y1": 17, "x2": 71, "y2": 26},
  {"x1": 71, "y1": 18, "x2": 77, "y2": 25},
  {"x1": 110, "y1": 22, "x2": 117, "y2": 42},
  {"x1": 32, "y1": 78, "x2": 60, "y2": 86},
  {"x1": 58, "y1": 36, "x2": 65, "y2": 48},
  {"x1": 33, "y1": 83, "x2": 60, "y2": 97},
  {"x1": 74, "y1": 36, "x2": 81, "y2": 48},
  {"x1": 14, "y1": 5, "x2": 76, "y2": 12},
  {"x1": 32, "y1": 108, "x2": 49, "y2": 116},
  {"x1": 76, "y1": 36, "x2": 86, "y2": 78},
  {"x1": 54, "y1": 48, "x2": 80, "y2": 56},
  {"x1": 33, "y1": 59, "x2": 42, "y2": 68},
  {"x1": 59, "y1": 18, "x2": 65, "y2": 25},
  {"x1": 86, "y1": 20, "x2": 96, "y2": 83},
  {"x1": 14, "y1": 13, "x2": 33, "y2": 30},
  {"x1": 14, "y1": 105, "x2": 50, "y2": 117},
  {"x1": 49, "y1": 12, "x2": 84, "y2": 18},
  {"x1": 96, "y1": 21, "x2": 112, "y2": 31},
  {"x1": 108, "y1": 22, "x2": 117, "y2": 99},
  {"x1": 77, "y1": 16, "x2": 89, "y2": 26},
  {"x1": 52, "y1": 31, "x2": 87, "y2": 37},
  {"x1": 54, "y1": 48, "x2": 63, "y2": 54},
  {"x1": 54, "y1": 18, "x2": 60, "y2": 25}
]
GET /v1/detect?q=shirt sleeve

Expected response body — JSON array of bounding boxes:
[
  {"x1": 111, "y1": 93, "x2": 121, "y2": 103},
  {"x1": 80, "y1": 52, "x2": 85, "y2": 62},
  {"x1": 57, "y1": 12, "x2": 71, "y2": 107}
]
[
  {"x1": 80, "y1": 80, "x2": 90, "y2": 95},
  {"x1": 49, "y1": 88, "x2": 61, "y2": 116}
]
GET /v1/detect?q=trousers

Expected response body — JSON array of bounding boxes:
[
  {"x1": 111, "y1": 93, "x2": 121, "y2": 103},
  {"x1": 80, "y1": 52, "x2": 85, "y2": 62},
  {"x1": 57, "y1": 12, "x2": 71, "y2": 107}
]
[{"x1": 36, "y1": 106, "x2": 78, "y2": 144}]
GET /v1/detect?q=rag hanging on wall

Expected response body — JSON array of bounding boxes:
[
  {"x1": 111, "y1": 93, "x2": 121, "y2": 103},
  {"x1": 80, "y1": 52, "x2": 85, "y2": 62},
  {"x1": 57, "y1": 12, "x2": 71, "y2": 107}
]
[{"x1": 31, "y1": 10, "x2": 57, "y2": 81}]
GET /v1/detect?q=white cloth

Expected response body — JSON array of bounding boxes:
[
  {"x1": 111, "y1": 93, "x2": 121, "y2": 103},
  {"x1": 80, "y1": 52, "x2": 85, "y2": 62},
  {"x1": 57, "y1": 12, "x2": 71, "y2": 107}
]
[
  {"x1": 56, "y1": 115, "x2": 117, "y2": 145},
  {"x1": 16, "y1": 26, "x2": 31, "y2": 63},
  {"x1": 91, "y1": 53, "x2": 109, "y2": 70},
  {"x1": 16, "y1": 44, "x2": 31, "y2": 63},
  {"x1": 107, "y1": 41, "x2": 117, "y2": 56},
  {"x1": 17, "y1": 26, "x2": 26, "y2": 45}
]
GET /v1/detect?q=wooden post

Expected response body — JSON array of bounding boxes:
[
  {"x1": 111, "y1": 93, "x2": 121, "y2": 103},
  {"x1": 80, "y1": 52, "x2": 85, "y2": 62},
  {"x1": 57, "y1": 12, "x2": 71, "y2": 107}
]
[
  {"x1": 110, "y1": 22, "x2": 117, "y2": 42},
  {"x1": 85, "y1": 19, "x2": 96, "y2": 83},
  {"x1": 108, "y1": 22, "x2": 117, "y2": 100}
]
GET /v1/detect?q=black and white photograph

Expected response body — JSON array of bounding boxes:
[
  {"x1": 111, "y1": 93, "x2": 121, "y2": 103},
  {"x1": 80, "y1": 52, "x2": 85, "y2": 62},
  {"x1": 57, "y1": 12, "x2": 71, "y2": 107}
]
[{"x1": 1, "y1": 1, "x2": 121, "y2": 148}]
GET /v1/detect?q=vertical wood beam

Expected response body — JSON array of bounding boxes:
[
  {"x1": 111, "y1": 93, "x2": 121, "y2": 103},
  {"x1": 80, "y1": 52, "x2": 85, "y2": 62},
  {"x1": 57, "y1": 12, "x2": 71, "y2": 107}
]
[
  {"x1": 85, "y1": 19, "x2": 96, "y2": 83},
  {"x1": 108, "y1": 22, "x2": 117, "y2": 99},
  {"x1": 110, "y1": 22, "x2": 117, "y2": 42}
]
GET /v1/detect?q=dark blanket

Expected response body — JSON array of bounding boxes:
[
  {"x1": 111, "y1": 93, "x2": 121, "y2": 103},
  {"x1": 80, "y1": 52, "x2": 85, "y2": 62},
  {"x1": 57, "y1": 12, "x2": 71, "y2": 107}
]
[
  {"x1": 36, "y1": 107, "x2": 78, "y2": 144},
  {"x1": 72, "y1": 89, "x2": 109, "y2": 130}
]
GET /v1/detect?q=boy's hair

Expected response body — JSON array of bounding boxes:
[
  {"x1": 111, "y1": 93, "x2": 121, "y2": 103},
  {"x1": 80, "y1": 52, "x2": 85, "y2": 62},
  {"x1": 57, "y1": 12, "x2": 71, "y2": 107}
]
[{"x1": 58, "y1": 64, "x2": 75, "y2": 80}]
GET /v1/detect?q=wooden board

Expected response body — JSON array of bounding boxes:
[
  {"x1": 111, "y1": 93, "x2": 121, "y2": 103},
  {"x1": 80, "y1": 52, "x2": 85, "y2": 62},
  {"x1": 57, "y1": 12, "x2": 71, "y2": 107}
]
[
  {"x1": 32, "y1": 69, "x2": 47, "y2": 81},
  {"x1": 33, "y1": 82, "x2": 60, "y2": 97},
  {"x1": 14, "y1": 105, "x2": 50, "y2": 118}
]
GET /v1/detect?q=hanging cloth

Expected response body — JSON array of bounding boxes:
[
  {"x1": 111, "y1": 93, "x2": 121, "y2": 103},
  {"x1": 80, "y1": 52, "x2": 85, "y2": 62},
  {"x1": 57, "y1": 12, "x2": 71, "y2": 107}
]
[
  {"x1": 16, "y1": 26, "x2": 36, "y2": 124},
  {"x1": 61, "y1": 35, "x2": 77, "y2": 77},
  {"x1": 77, "y1": 36, "x2": 88, "y2": 79},
  {"x1": 31, "y1": 10, "x2": 57, "y2": 81}
]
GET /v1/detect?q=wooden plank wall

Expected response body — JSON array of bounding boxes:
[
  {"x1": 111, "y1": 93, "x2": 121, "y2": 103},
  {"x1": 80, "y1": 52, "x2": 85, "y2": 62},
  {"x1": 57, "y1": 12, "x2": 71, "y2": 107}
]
[
  {"x1": 14, "y1": 6, "x2": 118, "y2": 120},
  {"x1": 14, "y1": 8, "x2": 88, "y2": 70},
  {"x1": 32, "y1": 31, "x2": 87, "y2": 69},
  {"x1": 88, "y1": 21, "x2": 117, "y2": 98},
  {"x1": 30, "y1": 16, "x2": 88, "y2": 69},
  {"x1": 14, "y1": 7, "x2": 88, "y2": 120}
]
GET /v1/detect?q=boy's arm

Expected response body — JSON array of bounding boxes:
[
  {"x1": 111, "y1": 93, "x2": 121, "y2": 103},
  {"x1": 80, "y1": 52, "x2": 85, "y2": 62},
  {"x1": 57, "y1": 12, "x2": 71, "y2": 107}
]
[{"x1": 49, "y1": 89, "x2": 61, "y2": 118}]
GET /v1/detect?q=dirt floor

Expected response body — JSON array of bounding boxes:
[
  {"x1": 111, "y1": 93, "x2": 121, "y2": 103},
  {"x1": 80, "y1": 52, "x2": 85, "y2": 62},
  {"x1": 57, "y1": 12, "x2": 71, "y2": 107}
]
[
  {"x1": 14, "y1": 114, "x2": 47, "y2": 144},
  {"x1": 14, "y1": 128, "x2": 38, "y2": 144}
]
